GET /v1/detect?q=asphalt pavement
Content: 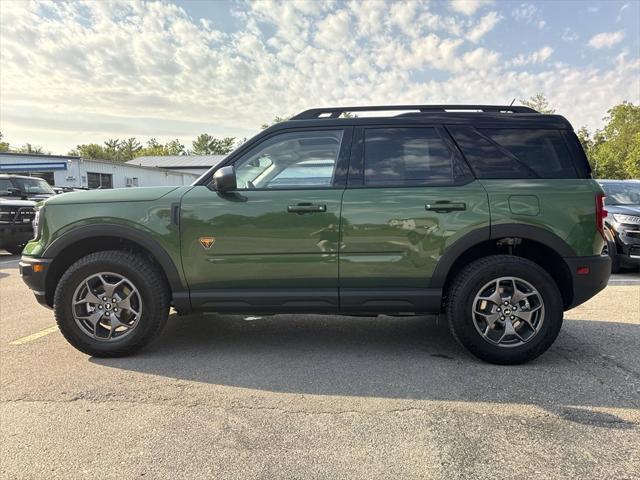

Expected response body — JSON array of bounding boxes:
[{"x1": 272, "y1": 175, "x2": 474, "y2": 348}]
[{"x1": 1, "y1": 252, "x2": 639, "y2": 479}]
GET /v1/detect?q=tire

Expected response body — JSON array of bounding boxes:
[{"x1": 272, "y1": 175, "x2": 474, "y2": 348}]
[
  {"x1": 5, "y1": 243, "x2": 26, "y2": 255},
  {"x1": 446, "y1": 255, "x2": 563, "y2": 365},
  {"x1": 54, "y1": 250, "x2": 169, "y2": 357},
  {"x1": 602, "y1": 239, "x2": 620, "y2": 273}
]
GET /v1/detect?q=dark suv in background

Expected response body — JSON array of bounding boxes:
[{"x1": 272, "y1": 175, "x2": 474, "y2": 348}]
[
  {"x1": 0, "y1": 174, "x2": 54, "y2": 254},
  {"x1": 598, "y1": 180, "x2": 640, "y2": 272},
  {"x1": 20, "y1": 105, "x2": 610, "y2": 364}
]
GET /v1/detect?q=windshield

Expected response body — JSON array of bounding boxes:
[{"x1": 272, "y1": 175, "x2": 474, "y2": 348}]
[
  {"x1": 600, "y1": 182, "x2": 640, "y2": 206},
  {"x1": 10, "y1": 177, "x2": 55, "y2": 195}
]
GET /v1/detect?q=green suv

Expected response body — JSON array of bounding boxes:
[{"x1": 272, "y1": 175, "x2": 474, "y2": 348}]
[{"x1": 19, "y1": 105, "x2": 610, "y2": 364}]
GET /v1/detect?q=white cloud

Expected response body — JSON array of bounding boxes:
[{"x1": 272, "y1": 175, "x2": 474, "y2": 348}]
[
  {"x1": 510, "y1": 46, "x2": 554, "y2": 66},
  {"x1": 561, "y1": 28, "x2": 579, "y2": 42},
  {"x1": 512, "y1": 3, "x2": 538, "y2": 22},
  {"x1": 449, "y1": 0, "x2": 493, "y2": 16},
  {"x1": 0, "y1": 0, "x2": 638, "y2": 154},
  {"x1": 588, "y1": 30, "x2": 625, "y2": 49},
  {"x1": 467, "y1": 11, "x2": 502, "y2": 43}
]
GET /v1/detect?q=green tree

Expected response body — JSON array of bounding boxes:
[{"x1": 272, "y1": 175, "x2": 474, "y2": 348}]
[
  {"x1": 17, "y1": 143, "x2": 47, "y2": 154},
  {"x1": 0, "y1": 132, "x2": 9, "y2": 152},
  {"x1": 520, "y1": 93, "x2": 555, "y2": 113},
  {"x1": 165, "y1": 139, "x2": 185, "y2": 155},
  {"x1": 69, "y1": 144, "x2": 110, "y2": 159},
  {"x1": 590, "y1": 102, "x2": 640, "y2": 179},
  {"x1": 119, "y1": 137, "x2": 142, "y2": 161},
  {"x1": 191, "y1": 134, "x2": 236, "y2": 155}
]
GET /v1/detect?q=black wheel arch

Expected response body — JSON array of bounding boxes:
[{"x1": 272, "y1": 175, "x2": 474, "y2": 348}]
[
  {"x1": 42, "y1": 224, "x2": 189, "y2": 310},
  {"x1": 430, "y1": 224, "x2": 577, "y2": 309}
]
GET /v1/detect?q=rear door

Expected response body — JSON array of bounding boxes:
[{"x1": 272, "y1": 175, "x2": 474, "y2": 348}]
[
  {"x1": 339, "y1": 125, "x2": 490, "y2": 312},
  {"x1": 180, "y1": 128, "x2": 352, "y2": 312}
]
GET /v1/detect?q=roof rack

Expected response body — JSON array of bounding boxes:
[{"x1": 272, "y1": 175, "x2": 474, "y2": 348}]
[{"x1": 291, "y1": 105, "x2": 538, "y2": 120}]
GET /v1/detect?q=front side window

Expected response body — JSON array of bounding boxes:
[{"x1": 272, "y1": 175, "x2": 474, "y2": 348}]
[
  {"x1": 231, "y1": 130, "x2": 344, "y2": 189},
  {"x1": 363, "y1": 127, "x2": 454, "y2": 186}
]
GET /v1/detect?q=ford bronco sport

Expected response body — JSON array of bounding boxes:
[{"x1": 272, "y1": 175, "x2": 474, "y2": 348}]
[{"x1": 19, "y1": 105, "x2": 610, "y2": 364}]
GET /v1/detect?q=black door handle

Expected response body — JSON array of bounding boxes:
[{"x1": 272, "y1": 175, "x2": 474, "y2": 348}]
[
  {"x1": 425, "y1": 202, "x2": 466, "y2": 213},
  {"x1": 287, "y1": 203, "x2": 327, "y2": 214}
]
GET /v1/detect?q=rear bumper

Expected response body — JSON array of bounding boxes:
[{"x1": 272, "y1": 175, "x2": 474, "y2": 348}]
[
  {"x1": 19, "y1": 256, "x2": 53, "y2": 308},
  {"x1": 564, "y1": 255, "x2": 611, "y2": 310}
]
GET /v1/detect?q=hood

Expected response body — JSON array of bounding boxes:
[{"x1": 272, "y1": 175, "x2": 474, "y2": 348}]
[
  {"x1": 606, "y1": 204, "x2": 640, "y2": 216},
  {"x1": 43, "y1": 186, "x2": 181, "y2": 206},
  {"x1": 0, "y1": 198, "x2": 37, "y2": 207}
]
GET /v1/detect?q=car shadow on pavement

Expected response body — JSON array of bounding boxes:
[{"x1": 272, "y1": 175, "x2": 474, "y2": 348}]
[{"x1": 91, "y1": 312, "x2": 640, "y2": 428}]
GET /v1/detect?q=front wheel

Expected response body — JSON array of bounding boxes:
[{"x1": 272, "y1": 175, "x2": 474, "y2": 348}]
[
  {"x1": 54, "y1": 250, "x2": 169, "y2": 357},
  {"x1": 446, "y1": 255, "x2": 563, "y2": 365}
]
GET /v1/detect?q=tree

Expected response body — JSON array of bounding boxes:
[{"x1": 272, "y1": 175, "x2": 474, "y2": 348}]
[
  {"x1": 165, "y1": 139, "x2": 185, "y2": 155},
  {"x1": 17, "y1": 143, "x2": 46, "y2": 154},
  {"x1": 520, "y1": 93, "x2": 555, "y2": 113},
  {"x1": 119, "y1": 137, "x2": 142, "y2": 161},
  {"x1": 0, "y1": 132, "x2": 9, "y2": 152},
  {"x1": 191, "y1": 134, "x2": 236, "y2": 155},
  {"x1": 69, "y1": 144, "x2": 110, "y2": 159},
  {"x1": 589, "y1": 102, "x2": 640, "y2": 179},
  {"x1": 261, "y1": 116, "x2": 289, "y2": 130}
]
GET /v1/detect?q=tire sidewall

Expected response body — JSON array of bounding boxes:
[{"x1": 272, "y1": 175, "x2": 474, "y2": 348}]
[
  {"x1": 54, "y1": 254, "x2": 165, "y2": 356},
  {"x1": 449, "y1": 258, "x2": 563, "y2": 364}
]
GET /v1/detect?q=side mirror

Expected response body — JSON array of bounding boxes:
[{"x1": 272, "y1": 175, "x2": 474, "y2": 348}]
[{"x1": 213, "y1": 166, "x2": 237, "y2": 192}]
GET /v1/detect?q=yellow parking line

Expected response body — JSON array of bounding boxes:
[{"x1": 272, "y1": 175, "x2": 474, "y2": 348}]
[{"x1": 9, "y1": 325, "x2": 59, "y2": 345}]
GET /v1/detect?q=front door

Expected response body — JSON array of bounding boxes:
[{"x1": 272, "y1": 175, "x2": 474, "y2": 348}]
[{"x1": 180, "y1": 128, "x2": 351, "y2": 312}]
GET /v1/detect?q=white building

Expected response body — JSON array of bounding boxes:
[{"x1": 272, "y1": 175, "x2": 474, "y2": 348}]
[
  {"x1": 0, "y1": 152, "x2": 199, "y2": 188},
  {"x1": 127, "y1": 155, "x2": 224, "y2": 176}
]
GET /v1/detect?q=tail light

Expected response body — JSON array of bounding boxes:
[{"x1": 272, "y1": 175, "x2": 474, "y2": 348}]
[{"x1": 596, "y1": 193, "x2": 607, "y2": 238}]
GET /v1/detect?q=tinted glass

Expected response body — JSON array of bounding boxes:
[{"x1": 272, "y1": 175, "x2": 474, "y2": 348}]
[
  {"x1": 481, "y1": 129, "x2": 576, "y2": 178},
  {"x1": 599, "y1": 182, "x2": 640, "y2": 205},
  {"x1": 0, "y1": 178, "x2": 11, "y2": 194},
  {"x1": 10, "y1": 177, "x2": 55, "y2": 194},
  {"x1": 363, "y1": 128, "x2": 453, "y2": 186},
  {"x1": 448, "y1": 126, "x2": 536, "y2": 179},
  {"x1": 233, "y1": 130, "x2": 343, "y2": 189}
]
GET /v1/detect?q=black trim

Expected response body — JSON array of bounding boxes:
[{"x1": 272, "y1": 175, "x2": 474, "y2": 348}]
[
  {"x1": 41, "y1": 224, "x2": 190, "y2": 310},
  {"x1": 191, "y1": 289, "x2": 338, "y2": 313},
  {"x1": 490, "y1": 224, "x2": 576, "y2": 256},
  {"x1": 564, "y1": 255, "x2": 610, "y2": 309},
  {"x1": 339, "y1": 288, "x2": 442, "y2": 313},
  {"x1": 291, "y1": 105, "x2": 538, "y2": 119},
  {"x1": 429, "y1": 227, "x2": 491, "y2": 288},
  {"x1": 428, "y1": 224, "x2": 577, "y2": 289}
]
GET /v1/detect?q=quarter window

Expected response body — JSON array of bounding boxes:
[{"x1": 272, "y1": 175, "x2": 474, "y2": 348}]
[
  {"x1": 232, "y1": 130, "x2": 343, "y2": 189},
  {"x1": 363, "y1": 128, "x2": 454, "y2": 186}
]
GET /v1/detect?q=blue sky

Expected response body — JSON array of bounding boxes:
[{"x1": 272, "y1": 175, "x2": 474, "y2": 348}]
[{"x1": 1, "y1": 0, "x2": 638, "y2": 154}]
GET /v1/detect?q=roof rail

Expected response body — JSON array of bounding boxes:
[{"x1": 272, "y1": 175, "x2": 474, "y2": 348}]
[{"x1": 291, "y1": 104, "x2": 538, "y2": 120}]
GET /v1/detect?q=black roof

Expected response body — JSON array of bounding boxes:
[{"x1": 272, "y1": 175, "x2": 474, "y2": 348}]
[{"x1": 277, "y1": 104, "x2": 573, "y2": 130}]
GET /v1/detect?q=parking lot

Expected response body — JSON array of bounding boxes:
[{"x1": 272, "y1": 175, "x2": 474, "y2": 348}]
[{"x1": 1, "y1": 252, "x2": 639, "y2": 479}]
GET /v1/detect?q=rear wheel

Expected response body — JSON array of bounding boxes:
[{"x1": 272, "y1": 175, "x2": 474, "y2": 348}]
[
  {"x1": 54, "y1": 250, "x2": 169, "y2": 357},
  {"x1": 446, "y1": 255, "x2": 563, "y2": 365},
  {"x1": 601, "y1": 239, "x2": 620, "y2": 273}
]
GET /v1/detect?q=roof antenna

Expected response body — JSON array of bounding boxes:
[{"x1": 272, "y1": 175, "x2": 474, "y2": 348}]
[{"x1": 509, "y1": 98, "x2": 516, "y2": 107}]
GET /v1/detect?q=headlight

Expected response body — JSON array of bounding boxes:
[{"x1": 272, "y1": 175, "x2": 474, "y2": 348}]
[
  {"x1": 32, "y1": 207, "x2": 41, "y2": 239},
  {"x1": 612, "y1": 214, "x2": 640, "y2": 225}
]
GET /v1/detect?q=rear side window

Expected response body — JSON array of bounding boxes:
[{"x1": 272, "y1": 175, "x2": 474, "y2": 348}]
[
  {"x1": 481, "y1": 129, "x2": 576, "y2": 178},
  {"x1": 449, "y1": 127, "x2": 578, "y2": 179},
  {"x1": 363, "y1": 128, "x2": 453, "y2": 186}
]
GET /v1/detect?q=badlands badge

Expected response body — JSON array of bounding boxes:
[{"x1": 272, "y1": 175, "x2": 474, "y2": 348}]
[{"x1": 198, "y1": 237, "x2": 216, "y2": 249}]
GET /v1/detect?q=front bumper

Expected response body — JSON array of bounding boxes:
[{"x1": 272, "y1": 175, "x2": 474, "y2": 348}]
[
  {"x1": 19, "y1": 256, "x2": 53, "y2": 308},
  {"x1": 0, "y1": 224, "x2": 34, "y2": 249},
  {"x1": 564, "y1": 255, "x2": 611, "y2": 310}
]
